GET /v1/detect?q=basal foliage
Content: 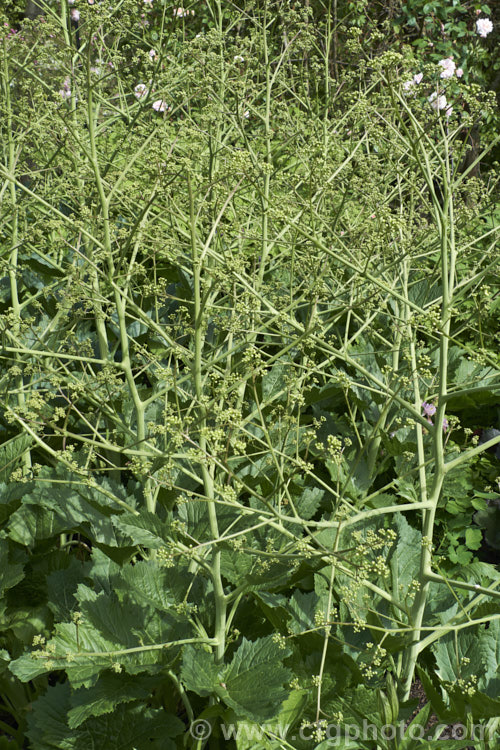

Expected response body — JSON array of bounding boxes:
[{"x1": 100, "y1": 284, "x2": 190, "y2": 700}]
[{"x1": 0, "y1": 1, "x2": 499, "y2": 748}]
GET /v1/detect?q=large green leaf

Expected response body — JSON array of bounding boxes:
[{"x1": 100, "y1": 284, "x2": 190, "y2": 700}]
[
  {"x1": 182, "y1": 637, "x2": 292, "y2": 722},
  {"x1": 111, "y1": 511, "x2": 169, "y2": 548},
  {"x1": 222, "y1": 636, "x2": 292, "y2": 722},
  {"x1": 287, "y1": 590, "x2": 319, "y2": 635},
  {"x1": 181, "y1": 646, "x2": 221, "y2": 697},
  {"x1": 0, "y1": 533, "x2": 25, "y2": 597},
  {"x1": 26, "y1": 682, "x2": 76, "y2": 750},
  {"x1": 7, "y1": 468, "x2": 136, "y2": 546},
  {"x1": 328, "y1": 684, "x2": 381, "y2": 724},
  {"x1": 0, "y1": 434, "x2": 32, "y2": 483},
  {"x1": 11, "y1": 583, "x2": 185, "y2": 688},
  {"x1": 67, "y1": 671, "x2": 158, "y2": 728},
  {"x1": 26, "y1": 681, "x2": 184, "y2": 750},
  {"x1": 8, "y1": 504, "x2": 68, "y2": 546},
  {"x1": 220, "y1": 548, "x2": 295, "y2": 592},
  {"x1": 390, "y1": 514, "x2": 421, "y2": 595},
  {"x1": 0, "y1": 481, "x2": 27, "y2": 525},
  {"x1": 432, "y1": 620, "x2": 500, "y2": 702},
  {"x1": 114, "y1": 561, "x2": 177, "y2": 610},
  {"x1": 46, "y1": 557, "x2": 90, "y2": 621}
]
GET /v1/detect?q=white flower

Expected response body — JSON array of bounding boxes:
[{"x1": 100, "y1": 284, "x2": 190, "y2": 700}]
[
  {"x1": 134, "y1": 83, "x2": 149, "y2": 99},
  {"x1": 429, "y1": 91, "x2": 448, "y2": 111},
  {"x1": 152, "y1": 99, "x2": 170, "y2": 112},
  {"x1": 476, "y1": 18, "x2": 493, "y2": 37},
  {"x1": 456, "y1": 67, "x2": 463, "y2": 78},
  {"x1": 148, "y1": 49, "x2": 157, "y2": 60},
  {"x1": 70, "y1": 8, "x2": 80, "y2": 21},
  {"x1": 143, "y1": 0, "x2": 153, "y2": 5},
  {"x1": 243, "y1": 110, "x2": 249, "y2": 118},
  {"x1": 234, "y1": 55, "x2": 244, "y2": 63},
  {"x1": 438, "y1": 57, "x2": 455, "y2": 79},
  {"x1": 413, "y1": 72, "x2": 423, "y2": 84},
  {"x1": 59, "y1": 88, "x2": 72, "y2": 99}
]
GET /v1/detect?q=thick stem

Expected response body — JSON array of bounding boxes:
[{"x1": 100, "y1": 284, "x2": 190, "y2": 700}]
[
  {"x1": 188, "y1": 175, "x2": 227, "y2": 663},
  {"x1": 3, "y1": 39, "x2": 32, "y2": 474},
  {"x1": 400, "y1": 135, "x2": 455, "y2": 702}
]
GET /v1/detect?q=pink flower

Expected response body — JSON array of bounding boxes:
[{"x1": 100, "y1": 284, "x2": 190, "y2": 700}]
[
  {"x1": 70, "y1": 8, "x2": 80, "y2": 21},
  {"x1": 148, "y1": 49, "x2": 157, "y2": 60},
  {"x1": 422, "y1": 402, "x2": 436, "y2": 418},
  {"x1": 173, "y1": 7, "x2": 194, "y2": 17},
  {"x1": 134, "y1": 83, "x2": 149, "y2": 99},
  {"x1": 152, "y1": 99, "x2": 170, "y2": 112},
  {"x1": 403, "y1": 73, "x2": 423, "y2": 93},
  {"x1": 442, "y1": 418, "x2": 449, "y2": 432},
  {"x1": 456, "y1": 68, "x2": 463, "y2": 78},
  {"x1": 476, "y1": 18, "x2": 493, "y2": 38},
  {"x1": 438, "y1": 58, "x2": 455, "y2": 79},
  {"x1": 429, "y1": 91, "x2": 448, "y2": 112}
]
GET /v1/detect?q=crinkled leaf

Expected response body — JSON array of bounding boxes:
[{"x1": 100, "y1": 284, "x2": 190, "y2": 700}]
[
  {"x1": 222, "y1": 636, "x2": 292, "y2": 722},
  {"x1": 329, "y1": 684, "x2": 380, "y2": 724},
  {"x1": 0, "y1": 535, "x2": 25, "y2": 596},
  {"x1": 220, "y1": 550, "x2": 294, "y2": 592},
  {"x1": 0, "y1": 481, "x2": 28, "y2": 525},
  {"x1": 73, "y1": 704, "x2": 184, "y2": 750},
  {"x1": 433, "y1": 623, "x2": 498, "y2": 697},
  {"x1": 46, "y1": 557, "x2": 90, "y2": 621},
  {"x1": 7, "y1": 469, "x2": 135, "y2": 546},
  {"x1": 287, "y1": 590, "x2": 319, "y2": 635},
  {"x1": 293, "y1": 486, "x2": 324, "y2": 520},
  {"x1": 68, "y1": 671, "x2": 157, "y2": 728},
  {"x1": 27, "y1": 681, "x2": 184, "y2": 750},
  {"x1": 11, "y1": 584, "x2": 185, "y2": 688},
  {"x1": 8, "y1": 504, "x2": 68, "y2": 546},
  {"x1": 26, "y1": 682, "x2": 76, "y2": 750},
  {"x1": 112, "y1": 511, "x2": 169, "y2": 548},
  {"x1": 0, "y1": 434, "x2": 32, "y2": 483},
  {"x1": 390, "y1": 513, "x2": 421, "y2": 595},
  {"x1": 181, "y1": 646, "x2": 221, "y2": 696}
]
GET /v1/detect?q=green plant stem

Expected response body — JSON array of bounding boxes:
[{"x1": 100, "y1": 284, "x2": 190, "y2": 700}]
[
  {"x1": 188, "y1": 174, "x2": 227, "y2": 664},
  {"x1": 3, "y1": 38, "x2": 31, "y2": 474},
  {"x1": 401, "y1": 130, "x2": 456, "y2": 703}
]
